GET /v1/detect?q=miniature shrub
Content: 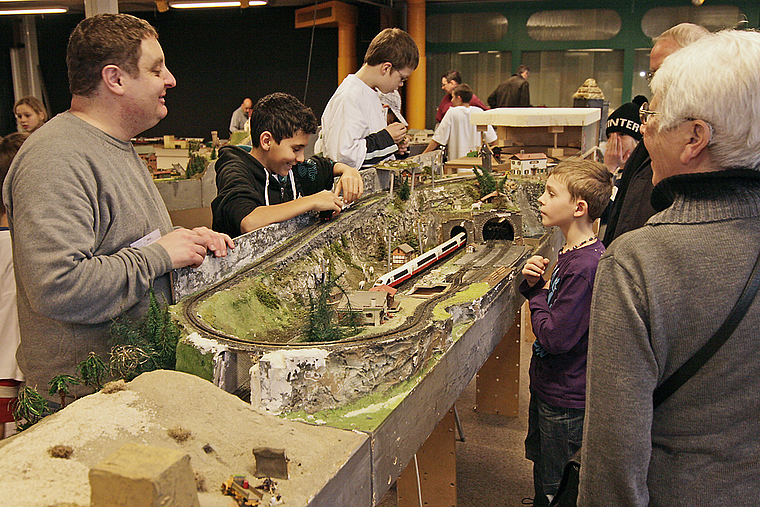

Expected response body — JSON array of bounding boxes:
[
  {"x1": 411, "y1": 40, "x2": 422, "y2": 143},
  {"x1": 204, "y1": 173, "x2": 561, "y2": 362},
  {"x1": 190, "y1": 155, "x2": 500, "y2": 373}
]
[{"x1": 254, "y1": 283, "x2": 280, "y2": 309}]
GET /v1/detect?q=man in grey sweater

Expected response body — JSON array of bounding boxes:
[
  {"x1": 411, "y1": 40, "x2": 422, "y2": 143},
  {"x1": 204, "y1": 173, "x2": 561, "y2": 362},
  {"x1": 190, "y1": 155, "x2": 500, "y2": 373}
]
[
  {"x1": 580, "y1": 30, "x2": 760, "y2": 506},
  {"x1": 2, "y1": 14, "x2": 233, "y2": 401}
]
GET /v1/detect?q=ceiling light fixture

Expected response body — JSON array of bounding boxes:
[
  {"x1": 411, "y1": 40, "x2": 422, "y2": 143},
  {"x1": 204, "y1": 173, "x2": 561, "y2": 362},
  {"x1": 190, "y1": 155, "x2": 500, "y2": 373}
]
[
  {"x1": 0, "y1": 6, "x2": 67, "y2": 14},
  {"x1": 170, "y1": 1, "x2": 239, "y2": 8},
  {"x1": 169, "y1": 0, "x2": 265, "y2": 8}
]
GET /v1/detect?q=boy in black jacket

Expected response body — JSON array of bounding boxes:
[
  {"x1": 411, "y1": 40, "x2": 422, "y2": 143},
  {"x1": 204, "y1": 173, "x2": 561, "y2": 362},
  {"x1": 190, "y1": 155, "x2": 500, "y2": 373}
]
[{"x1": 212, "y1": 93, "x2": 363, "y2": 238}]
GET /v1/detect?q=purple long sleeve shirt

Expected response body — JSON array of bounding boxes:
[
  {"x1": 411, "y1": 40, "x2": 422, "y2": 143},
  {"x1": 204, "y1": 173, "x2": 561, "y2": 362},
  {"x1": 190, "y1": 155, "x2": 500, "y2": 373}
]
[{"x1": 519, "y1": 240, "x2": 605, "y2": 409}]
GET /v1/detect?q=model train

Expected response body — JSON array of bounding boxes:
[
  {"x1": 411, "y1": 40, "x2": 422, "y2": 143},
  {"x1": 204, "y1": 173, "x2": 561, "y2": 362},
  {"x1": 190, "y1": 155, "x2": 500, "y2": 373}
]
[{"x1": 374, "y1": 232, "x2": 467, "y2": 288}]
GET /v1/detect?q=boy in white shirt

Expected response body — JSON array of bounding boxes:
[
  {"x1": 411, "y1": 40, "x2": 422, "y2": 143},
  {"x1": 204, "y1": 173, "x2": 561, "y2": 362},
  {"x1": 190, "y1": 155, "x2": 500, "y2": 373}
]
[
  {"x1": 317, "y1": 28, "x2": 419, "y2": 169},
  {"x1": 423, "y1": 84, "x2": 497, "y2": 160}
]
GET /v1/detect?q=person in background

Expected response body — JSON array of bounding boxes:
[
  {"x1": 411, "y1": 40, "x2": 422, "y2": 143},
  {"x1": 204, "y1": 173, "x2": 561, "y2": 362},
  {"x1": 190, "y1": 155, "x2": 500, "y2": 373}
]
[
  {"x1": 488, "y1": 64, "x2": 531, "y2": 108},
  {"x1": 435, "y1": 70, "x2": 489, "y2": 124},
  {"x1": 423, "y1": 84, "x2": 496, "y2": 160},
  {"x1": 597, "y1": 96, "x2": 646, "y2": 236},
  {"x1": 212, "y1": 93, "x2": 363, "y2": 237},
  {"x1": 601, "y1": 23, "x2": 709, "y2": 247},
  {"x1": 14, "y1": 97, "x2": 47, "y2": 134},
  {"x1": 0, "y1": 132, "x2": 27, "y2": 438},
  {"x1": 520, "y1": 159, "x2": 613, "y2": 507},
  {"x1": 230, "y1": 97, "x2": 253, "y2": 134},
  {"x1": 603, "y1": 96, "x2": 646, "y2": 177},
  {"x1": 3, "y1": 13, "x2": 233, "y2": 403},
  {"x1": 581, "y1": 30, "x2": 760, "y2": 507},
  {"x1": 316, "y1": 28, "x2": 419, "y2": 169}
]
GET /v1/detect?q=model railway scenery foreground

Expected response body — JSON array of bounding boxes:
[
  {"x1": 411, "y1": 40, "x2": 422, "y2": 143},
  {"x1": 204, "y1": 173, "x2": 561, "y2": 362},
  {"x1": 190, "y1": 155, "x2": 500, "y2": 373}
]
[{"x1": 171, "y1": 168, "x2": 546, "y2": 420}]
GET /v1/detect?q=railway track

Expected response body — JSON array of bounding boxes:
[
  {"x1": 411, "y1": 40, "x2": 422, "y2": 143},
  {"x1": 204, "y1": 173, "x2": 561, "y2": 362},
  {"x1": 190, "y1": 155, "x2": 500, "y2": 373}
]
[{"x1": 180, "y1": 175, "x2": 528, "y2": 352}]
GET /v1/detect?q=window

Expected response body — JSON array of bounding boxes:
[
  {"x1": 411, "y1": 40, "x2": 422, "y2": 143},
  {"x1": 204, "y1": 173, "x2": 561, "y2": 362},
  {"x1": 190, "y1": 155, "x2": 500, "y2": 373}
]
[
  {"x1": 642, "y1": 6, "x2": 744, "y2": 37},
  {"x1": 426, "y1": 12, "x2": 508, "y2": 43},
  {"x1": 527, "y1": 10, "x2": 621, "y2": 41},
  {"x1": 522, "y1": 49, "x2": 624, "y2": 110}
]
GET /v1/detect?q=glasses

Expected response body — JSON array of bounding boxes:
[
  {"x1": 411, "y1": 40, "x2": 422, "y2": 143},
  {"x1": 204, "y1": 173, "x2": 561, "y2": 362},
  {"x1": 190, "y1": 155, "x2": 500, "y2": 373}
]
[
  {"x1": 645, "y1": 70, "x2": 656, "y2": 83},
  {"x1": 639, "y1": 102, "x2": 659, "y2": 125},
  {"x1": 393, "y1": 68, "x2": 410, "y2": 83}
]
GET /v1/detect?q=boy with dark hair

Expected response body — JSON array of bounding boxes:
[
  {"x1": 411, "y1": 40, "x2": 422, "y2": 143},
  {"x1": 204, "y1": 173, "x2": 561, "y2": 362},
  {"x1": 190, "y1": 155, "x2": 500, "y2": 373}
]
[
  {"x1": 519, "y1": 159, "x2": 613, "y2": 507},
  {"x1": 212, "y1": 93, "x2": 363, "y2": 237},
  {"x1": 317, "y1": 28, "x2": 420, "y2": 169},
  {"x1": 423, "y1": 84, "x2": 496, "y2": 160}
]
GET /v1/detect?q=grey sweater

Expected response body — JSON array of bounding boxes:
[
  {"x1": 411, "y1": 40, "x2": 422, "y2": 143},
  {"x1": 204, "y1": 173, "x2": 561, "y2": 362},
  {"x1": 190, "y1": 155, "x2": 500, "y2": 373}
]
[
  {"x1": 3, "y1": 112, "x2": 173, "y2": 397},
  {"x1": 580, "y1": 169, "x2": 760, "y2": 507}
]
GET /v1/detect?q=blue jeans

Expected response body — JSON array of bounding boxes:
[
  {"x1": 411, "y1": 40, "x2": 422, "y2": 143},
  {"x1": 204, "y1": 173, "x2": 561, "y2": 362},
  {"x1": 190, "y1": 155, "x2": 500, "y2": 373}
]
[{"x1": 525, "y1": 390, "x2": 584, "y2": 505}]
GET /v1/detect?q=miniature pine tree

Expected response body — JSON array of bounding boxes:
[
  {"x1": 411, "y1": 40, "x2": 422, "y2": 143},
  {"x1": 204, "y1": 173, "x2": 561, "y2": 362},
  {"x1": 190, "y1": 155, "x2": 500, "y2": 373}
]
[
  {"x1": 472, "y1": 166, "x2": 509, "y2": 198},
  {"x1": 107, "y1": 287, "x2": 181, "y2": 381},
  {"x1": 77, "y1": 352, "x2": 107, "y2": 391},
  {"x1": 48, "y1": 375, "x2": 81, "y2": 408},
  {"x1": 302, "y1": 272, "x2": 360, "y2": 343},
  {"x1": 397, "y1": 177, "x2": 411, "y2": 201},
  {"x1": 13, "y1": 385, "x2": 48, "y2": 431}
]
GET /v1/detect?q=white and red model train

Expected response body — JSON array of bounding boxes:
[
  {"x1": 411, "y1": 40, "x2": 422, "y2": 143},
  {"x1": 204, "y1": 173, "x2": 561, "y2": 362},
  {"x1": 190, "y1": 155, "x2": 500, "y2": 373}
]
[{"x1": 374, "y1": 232, "x2": 467, "y2": 288}]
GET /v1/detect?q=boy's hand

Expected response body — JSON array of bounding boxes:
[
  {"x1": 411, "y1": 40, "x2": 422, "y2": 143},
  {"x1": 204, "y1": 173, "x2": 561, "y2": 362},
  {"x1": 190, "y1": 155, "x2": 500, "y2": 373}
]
[
  {"x1": 334, "y1": 164, "x2": 364, "y2": 204},
  {"x1": 309, "y1": 190, "x2": 343, "y2": 217},
  {"x1": 522, "y1": 255, "x2": 550, "y2": 287},
  {"x1": 385, "y1": 122, "x2": 408, "y2": 143},
  {"x1": 397, "y1": 136, "x2": 410, "y2": 156}
]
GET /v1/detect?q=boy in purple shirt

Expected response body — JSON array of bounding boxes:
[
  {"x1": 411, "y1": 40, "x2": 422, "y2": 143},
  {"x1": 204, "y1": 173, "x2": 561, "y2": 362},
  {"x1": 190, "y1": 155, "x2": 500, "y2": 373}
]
[{"x1": 519, "y1": 159, "x2": 613, "y2": 507}]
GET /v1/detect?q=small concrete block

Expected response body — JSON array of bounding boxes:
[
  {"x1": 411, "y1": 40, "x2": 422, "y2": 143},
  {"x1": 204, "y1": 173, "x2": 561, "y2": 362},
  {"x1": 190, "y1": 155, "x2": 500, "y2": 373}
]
[
  {"x1": 90, "y1": 443, "x2": 201, "y2": 507},
  {"x1": 253, "y1": 447, "x2": 289, "y2": 479}
]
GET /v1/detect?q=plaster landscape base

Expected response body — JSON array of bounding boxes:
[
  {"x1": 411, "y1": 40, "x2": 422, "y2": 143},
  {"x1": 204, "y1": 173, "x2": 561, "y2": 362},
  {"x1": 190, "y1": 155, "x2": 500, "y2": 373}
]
[{"x1": 0, "y1": 370, "x2": 369, "y2": 507}]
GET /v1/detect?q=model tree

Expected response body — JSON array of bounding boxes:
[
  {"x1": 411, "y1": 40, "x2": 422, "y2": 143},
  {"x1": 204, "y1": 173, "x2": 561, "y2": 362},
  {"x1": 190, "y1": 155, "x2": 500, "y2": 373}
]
[
  {"x1": 13, "y1": 385, "x2": 48, "y2": 431},
  {"x1": 302, "y1": 272, "x2": 360, "y2": 343},
  {"x1": 77, "y1": 352, "x2": 108, "y2": 391},
  {"x1": 108, "y1": 287, "x2": 181, "y2": 381},
  {"x1": 397, "y1": 177, "x2": 411, "y2": 201},
  {"x1": 472, "y1": 166, "x2": 509, "y2": 198},
  {"x1": 48, "y1": 375, "x2": 81, "y2": 408}
]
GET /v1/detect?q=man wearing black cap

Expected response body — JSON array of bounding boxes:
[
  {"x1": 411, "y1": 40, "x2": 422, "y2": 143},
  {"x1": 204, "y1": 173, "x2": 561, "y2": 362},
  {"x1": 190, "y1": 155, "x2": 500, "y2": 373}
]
[
  {"x1": 601, "y1": 23, "x2": 709, "y2": 247},
  {"x1": 604, "y1": 97, "x2": 645, "y2": 176}
]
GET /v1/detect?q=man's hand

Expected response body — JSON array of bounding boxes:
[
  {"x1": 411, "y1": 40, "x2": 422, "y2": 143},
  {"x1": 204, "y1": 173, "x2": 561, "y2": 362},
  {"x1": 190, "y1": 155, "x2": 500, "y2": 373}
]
[
  {"x1": 157, "y1": 227, "x2": 234, "y2": 269},
  {"x1": 385, "y1": 122, "x2": 408, "y2": 143},
  {"x1": 522, "y1": 255, "x2": 550, "y2": 288},
  {"x1": 334, "y1": 164, "x2": 364, "y2": 204},
  {"x1": 191, "y1": 227, "x2": 234, "y2": 258},
  {"x1": 604, "y1": 133, "x2": 630, "y2": 173}
]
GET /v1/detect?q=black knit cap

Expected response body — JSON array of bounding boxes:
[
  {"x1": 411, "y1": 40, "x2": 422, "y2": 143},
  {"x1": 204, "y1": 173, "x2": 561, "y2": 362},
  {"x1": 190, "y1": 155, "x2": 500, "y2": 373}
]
[{"x1": 606, "y1": 99, "x2": 644, "y2": 141}]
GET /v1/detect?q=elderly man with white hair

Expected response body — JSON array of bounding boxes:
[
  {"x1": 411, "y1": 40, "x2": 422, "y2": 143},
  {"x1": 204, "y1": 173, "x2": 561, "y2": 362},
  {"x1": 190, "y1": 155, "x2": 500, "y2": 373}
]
[{"x1": 580, "y1": 29, "x2": 760, "y2": 507}]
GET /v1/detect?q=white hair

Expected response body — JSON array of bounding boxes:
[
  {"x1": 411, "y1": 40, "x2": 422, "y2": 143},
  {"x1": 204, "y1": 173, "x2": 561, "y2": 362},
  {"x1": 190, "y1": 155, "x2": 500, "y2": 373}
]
[
  {"x1": 653, "y1": 22, "x2": 709, "y2": 47},
  {"x1": 650, "y1": 30, "x2": 760, "y2": 170}
]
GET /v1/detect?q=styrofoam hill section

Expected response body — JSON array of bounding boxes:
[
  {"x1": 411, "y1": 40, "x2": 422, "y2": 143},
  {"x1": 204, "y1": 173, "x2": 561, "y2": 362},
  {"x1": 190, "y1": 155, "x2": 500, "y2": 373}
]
[{"x1": 0, "y1": 370, "x2": 370, "y2": 507}]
